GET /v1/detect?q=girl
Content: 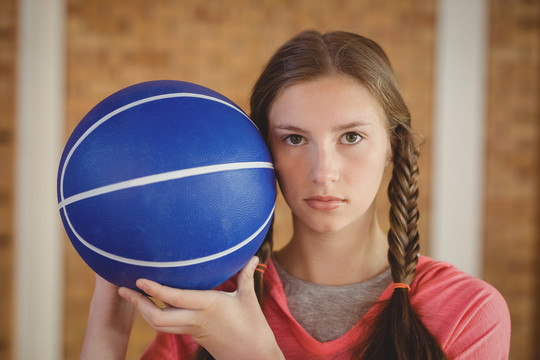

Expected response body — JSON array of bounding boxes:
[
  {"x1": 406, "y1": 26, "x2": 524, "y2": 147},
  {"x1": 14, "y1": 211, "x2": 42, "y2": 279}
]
[{"x1": 81, "y1": 30, "x2": 511, "y2": 359}]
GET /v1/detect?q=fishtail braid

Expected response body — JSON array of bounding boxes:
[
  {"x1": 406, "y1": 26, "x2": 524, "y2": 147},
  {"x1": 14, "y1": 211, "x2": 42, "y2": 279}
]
[
  {"x1": 357, "y1": 124, "x2": 445, "y2": 359},
  {"x1": 387, "y1": 124, "x2": 420, "y2": 286}
]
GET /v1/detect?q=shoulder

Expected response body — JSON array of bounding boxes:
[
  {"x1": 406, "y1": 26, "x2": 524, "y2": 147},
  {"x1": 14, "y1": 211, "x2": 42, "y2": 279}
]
[
  {"x1": 412, "y1": 256, "x2": 510, "y2": 322},
  {"x1": 412, "y1": 256, "x2": 511, "y2": 359},
  {"x1": 413, "y1": 256, "x2": 505, "y2": 305}
]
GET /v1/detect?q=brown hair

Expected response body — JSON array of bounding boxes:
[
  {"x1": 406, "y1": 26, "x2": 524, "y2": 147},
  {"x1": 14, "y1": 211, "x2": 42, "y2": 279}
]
[{"x1": 195, "y1": 30, "x2": 446, "y2": 360}]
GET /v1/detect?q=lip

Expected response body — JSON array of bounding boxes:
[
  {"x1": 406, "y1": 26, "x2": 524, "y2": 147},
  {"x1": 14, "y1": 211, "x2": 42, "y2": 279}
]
[{"x1": 304, "y1": 195, "x2": 346, "y2": 210}]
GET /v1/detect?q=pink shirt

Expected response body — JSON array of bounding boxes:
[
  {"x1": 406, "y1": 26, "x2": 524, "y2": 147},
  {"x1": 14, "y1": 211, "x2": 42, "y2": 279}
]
[{"x1": 142, "y1": 256, "x2": 511, "y2": 359}]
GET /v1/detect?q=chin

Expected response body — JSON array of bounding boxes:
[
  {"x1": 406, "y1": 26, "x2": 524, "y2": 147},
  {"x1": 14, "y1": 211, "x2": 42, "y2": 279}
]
[{"x1": 304, "y1": 218, "x2": 351, "y2": 234}]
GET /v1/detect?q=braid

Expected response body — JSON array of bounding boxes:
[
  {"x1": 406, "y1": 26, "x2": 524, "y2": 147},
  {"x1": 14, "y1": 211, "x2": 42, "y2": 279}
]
[
  {"x1": 357, "y1": 125, "x2": 445, "y2": 360},
  {"x1": 387, "y1": 127, "x2": 420, "y2": 285},
  {"x1": 192, "y1": 222, "x2": 274, "y2": 360}
]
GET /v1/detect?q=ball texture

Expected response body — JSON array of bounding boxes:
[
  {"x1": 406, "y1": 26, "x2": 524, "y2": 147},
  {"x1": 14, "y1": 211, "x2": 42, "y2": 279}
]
[{"x1": 57, "y1": 80, "x2": 276, "y2": 290}]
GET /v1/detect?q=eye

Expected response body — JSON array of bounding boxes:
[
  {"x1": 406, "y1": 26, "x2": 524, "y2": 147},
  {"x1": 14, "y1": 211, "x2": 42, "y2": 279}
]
[
  {"x1": 285, "y1": 134, "x2": 306, "y2": 146},
  {"x1": 340, "y1": 132, "x2": 362, "y2": 144}
]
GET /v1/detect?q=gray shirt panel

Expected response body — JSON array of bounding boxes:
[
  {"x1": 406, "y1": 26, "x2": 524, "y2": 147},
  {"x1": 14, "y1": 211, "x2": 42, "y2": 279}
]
[{"x1": 273, "y1": 258, "x2": 392, "y2": 342}]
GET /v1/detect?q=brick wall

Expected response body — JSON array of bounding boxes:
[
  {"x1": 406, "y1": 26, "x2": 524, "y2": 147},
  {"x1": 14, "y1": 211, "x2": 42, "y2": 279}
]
[
  {"x1": 0, "y1": 0, "x2": 16, "y2": 359},
  {"x1": 483, "y1": 1, "x2": 540, "y2": 359},
  {"x1": 1, "y1": 0, "x2": 537, "y2": 359}
]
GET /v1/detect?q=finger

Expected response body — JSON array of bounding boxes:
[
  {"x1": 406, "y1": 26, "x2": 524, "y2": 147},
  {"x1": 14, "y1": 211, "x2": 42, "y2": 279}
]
[
  {"x1": 135, "y1": 279, "x2": 213, "y2": 310},
  {"x1": 144, "y1": 308, "x2": 200, "y2": 333},
  {"x1": 118, "y1": 287, "x2": 155, "y2": 310},
  {"x1": 118, "y1": 286, "x2": 164, "y2": 323},
  {"x1": 237, "y1": 256, "x2": 259, "y2": 298},
  {"x1": 119, "y1": 287, "x2": 199, "y2": 331}
]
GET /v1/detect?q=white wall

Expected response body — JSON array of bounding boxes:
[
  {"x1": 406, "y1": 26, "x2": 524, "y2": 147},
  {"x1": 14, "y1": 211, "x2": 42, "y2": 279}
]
[
  {"x1": 15, "y1": 0, "x2": 65, "y2": 359},
  {"x1": 431, "y1": 0, "x2": 488, "y2": 277}
]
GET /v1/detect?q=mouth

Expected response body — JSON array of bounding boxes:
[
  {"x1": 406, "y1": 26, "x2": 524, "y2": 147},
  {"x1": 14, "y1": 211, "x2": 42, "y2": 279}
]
[{"x1": 304, "y1": 195, "x2": 346, "y2": 211}]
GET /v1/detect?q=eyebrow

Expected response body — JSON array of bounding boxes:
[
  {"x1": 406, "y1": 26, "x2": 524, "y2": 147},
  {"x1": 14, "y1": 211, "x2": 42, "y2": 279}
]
[
  {"x1": 272, "y1": 121, "x2": 372, "y2": 133},
  {"x1": 332, "y1": 121, "x2": 372, "y2": 132},
  {"x1": 271, "y1": 124, "x2": 304, "y2": 132}
]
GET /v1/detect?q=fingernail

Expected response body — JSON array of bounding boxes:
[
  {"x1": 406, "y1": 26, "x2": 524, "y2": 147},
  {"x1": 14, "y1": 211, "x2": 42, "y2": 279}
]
[
  {"x1": 251, "y1": 256, "x2": 260, "y2": 269},
  {"x1": 118, "y1": 287, "x2": 129, "y2": 298},
  {"x1": 136, "y1": 279, "x2": 147, "y2": 291}
]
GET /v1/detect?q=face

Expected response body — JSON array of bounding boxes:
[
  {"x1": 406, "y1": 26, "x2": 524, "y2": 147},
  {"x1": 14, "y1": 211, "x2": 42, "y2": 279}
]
[{"x1": 268, "y1": 75, "x2": 392, "y2": 234}]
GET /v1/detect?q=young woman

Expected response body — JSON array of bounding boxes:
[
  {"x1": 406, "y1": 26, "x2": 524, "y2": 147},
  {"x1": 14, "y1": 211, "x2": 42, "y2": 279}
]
[{"x1": 81, "y1": 30, "x2": 511, "y2": 360}]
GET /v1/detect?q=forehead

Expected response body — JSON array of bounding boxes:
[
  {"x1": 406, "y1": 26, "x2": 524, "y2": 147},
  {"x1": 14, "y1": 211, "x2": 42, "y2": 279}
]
[{"x1": 268, "y1": 75, "x2": 387, "y2": 130}]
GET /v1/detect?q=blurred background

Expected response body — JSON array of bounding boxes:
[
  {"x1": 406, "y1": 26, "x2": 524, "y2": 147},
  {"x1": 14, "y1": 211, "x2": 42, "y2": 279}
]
[{"x1": 1, "y1": 0, "x2": 538, "y2": 359}]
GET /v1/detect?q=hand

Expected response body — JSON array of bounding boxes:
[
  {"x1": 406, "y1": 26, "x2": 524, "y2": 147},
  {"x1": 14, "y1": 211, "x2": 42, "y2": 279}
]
[
  {"x1": 80, "y1": 274, "x2": 137, "y2": 360},
  {"x1": 118, "y1": 257, "x2": 284, "y2": 360}
]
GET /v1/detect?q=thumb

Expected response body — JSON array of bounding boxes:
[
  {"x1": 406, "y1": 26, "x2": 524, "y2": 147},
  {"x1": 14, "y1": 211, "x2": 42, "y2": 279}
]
[{"x1": 237, "y1": 256, "x2": 259, "y2": 297}]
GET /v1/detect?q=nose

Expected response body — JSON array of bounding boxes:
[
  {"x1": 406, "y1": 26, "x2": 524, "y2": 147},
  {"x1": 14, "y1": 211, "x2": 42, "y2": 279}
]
[{"x1": 310, "y1": 145, "x2": 339, "y2": 185}]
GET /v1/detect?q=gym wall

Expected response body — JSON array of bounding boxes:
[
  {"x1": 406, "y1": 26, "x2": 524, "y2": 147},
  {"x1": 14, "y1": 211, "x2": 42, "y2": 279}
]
[{"x1": 1, "y1": 1, "x2": 538, "y2": 359}]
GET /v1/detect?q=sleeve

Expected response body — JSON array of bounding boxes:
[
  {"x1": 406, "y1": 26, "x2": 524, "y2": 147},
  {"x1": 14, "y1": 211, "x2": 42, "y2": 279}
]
[
  {"x1": 413, "y1": 259, "x2": 511, "y2": 360},
  {"x1": 443, "y1": 285, "x2": 511, "y2": 360},
  {"x1": 140, "y1": 332, "x2": 199, "y2": 360}
]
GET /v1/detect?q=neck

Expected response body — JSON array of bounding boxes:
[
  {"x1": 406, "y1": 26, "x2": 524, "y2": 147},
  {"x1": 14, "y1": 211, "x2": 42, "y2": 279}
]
[{"x1": 275, "y1": 210, "x2": 389, "y2": 286}]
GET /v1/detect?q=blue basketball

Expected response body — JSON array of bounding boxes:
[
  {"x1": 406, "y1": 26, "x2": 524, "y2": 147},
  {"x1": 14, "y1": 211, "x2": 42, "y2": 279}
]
[{"x1": 57, "y1": 80, "x2": 276, "y2": 290}]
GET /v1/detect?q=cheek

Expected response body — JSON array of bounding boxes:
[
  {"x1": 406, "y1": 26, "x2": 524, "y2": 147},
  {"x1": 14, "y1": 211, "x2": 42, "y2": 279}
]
[
  {"x1": 348, "y1": 148, "x2": 389, "y2": 188},
  {"x1": 270, "y1": 150, "x2": 291, "y2": 187},
  {"x1": 371, "y1": 151, "x2": 391, "y2": 181},
  {"x1": 273, "y1": 156, "x2": 298, "y2": 189},
  {"x1": 370, "y1": 134, "x2": 393, "y2": 171}
]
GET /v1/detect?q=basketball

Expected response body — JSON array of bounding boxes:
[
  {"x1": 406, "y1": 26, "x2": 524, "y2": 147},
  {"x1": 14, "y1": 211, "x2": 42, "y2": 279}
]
[{"x1": 57, "y1": 80, "x2": 276, "y2": 290}]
